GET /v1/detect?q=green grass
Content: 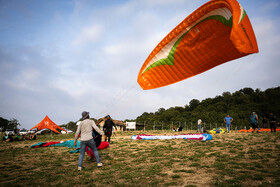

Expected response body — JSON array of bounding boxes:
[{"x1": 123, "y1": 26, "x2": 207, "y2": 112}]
[{"x1": 0, "y1": 131, "x2": 280, "y2": 186}]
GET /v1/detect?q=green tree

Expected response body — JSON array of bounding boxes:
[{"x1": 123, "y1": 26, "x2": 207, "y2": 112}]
[
  {"x1": 189, "y1": 99, "x2": 200, "y2": 111},
  {"x1": 133, "y1": 86, "x2": 280, "y2": 130},
  {"x1": 0, "y1": 117, "x2": 10, "y2": 130}
]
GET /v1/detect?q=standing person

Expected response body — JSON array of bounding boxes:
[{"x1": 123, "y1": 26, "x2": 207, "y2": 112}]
[
  {"x1": 178, "y1": 126, "x2": 183, "y2": 131},
  {"x1": 74, "y1": 111, "x2": 104, "y2": 171},
  {"x1": 249, "y1": 112, "x2": 259, "y2": 133},
  {"x1": 262, "y1": 116, "x2": 268, "y2": 128},
  {"x1": 197, "y1": 119, "x2": 202, "y2": 133},
  {"x1": 253, "y1": 112, "x2": 259, "y2": 130},
  {"x1": 224, "y1": 114, "x2": 233, "y2": 133},
  {"x1": 103, "y1": 115, "x2": 117, "y2": 143},
  {"x1": 268, "y1": 113, "x2": 277, "y2": 133}
]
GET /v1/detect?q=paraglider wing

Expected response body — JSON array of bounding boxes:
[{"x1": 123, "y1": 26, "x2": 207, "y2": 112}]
[{"x1": 137, "y1": 0, "x2": 258, "y2": 90}]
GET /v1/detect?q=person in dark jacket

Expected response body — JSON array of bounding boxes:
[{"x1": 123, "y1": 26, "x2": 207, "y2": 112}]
[
  {"x1": 103, "y1": 115, "x2": 117, "y2": 143},
  {"x1": 262, "y1": 116, "x2": 268, "y2": 128},
  {"x1": 268, "y1": 113, "x2": 277, "y2": 133}
]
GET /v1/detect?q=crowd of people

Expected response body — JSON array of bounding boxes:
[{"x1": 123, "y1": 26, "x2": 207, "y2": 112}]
[
  {"x1": 197, "y1": 112, "x2": 279, "y2": 133},
  {"x1": 2, "y1": 130, "x2": 37, "y2": 142}
]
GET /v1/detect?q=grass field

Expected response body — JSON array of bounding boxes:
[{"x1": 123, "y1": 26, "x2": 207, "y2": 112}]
[{"x1": 0, "y1": 131, "x2": 280, "y2": 186}]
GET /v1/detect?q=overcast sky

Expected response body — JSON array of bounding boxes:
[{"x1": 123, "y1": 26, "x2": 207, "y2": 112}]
[{"x1": 0, "y1": 0, "x2": 279, "y2": 129}]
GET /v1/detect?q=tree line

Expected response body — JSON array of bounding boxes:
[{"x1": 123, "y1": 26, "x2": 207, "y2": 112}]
[
  {"x1": 1, "y1": 86, "x2": 279, "y2": 132},
  {"x1": 0, "y1": 117, "x2": 21, "y2": 131},
  {"x1": 129, "y1": 87, "x2": 280, "y2": 130}
]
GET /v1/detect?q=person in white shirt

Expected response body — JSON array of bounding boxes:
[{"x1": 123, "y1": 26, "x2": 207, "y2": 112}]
[
  {"x1": 197, "y1": 119, "x2": 202, "y2": 133},
  {"x1": 74, "y1": 111, "x2": 104, "y2": 171}
]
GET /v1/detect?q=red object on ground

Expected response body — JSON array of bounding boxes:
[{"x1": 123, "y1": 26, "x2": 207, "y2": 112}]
[
  {"x1": 42, "y1": 141, "x2": 61, "y2": 147},
  {"x1": 136, "y1": 134, "x2": 153, "y2": 140},
  {"x1": 98, "y1": 141, "x2": 109, "y2": 149},
  {"x1": 33, "y1": 145, "x2": 43, "y2": 148},
  {"x1": 85, "y1": 141, "x2": 110, "y2": 158},
  {"x1": 32, "y1": 141, "x2": 61, "y2": 148}
]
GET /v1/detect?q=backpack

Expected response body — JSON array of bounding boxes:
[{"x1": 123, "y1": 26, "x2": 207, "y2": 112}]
[{"x1": 250, "y1": 115, "x2": 256, "y2": 124}]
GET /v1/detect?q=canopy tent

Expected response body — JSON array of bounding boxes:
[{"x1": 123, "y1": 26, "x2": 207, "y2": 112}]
[{"x1": 30, "y1": 115, "x2": 65, "y2": 134}]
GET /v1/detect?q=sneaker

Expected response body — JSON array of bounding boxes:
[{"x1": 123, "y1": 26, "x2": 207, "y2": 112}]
[
  {"x1": 97, "y1": 163, "x2": 103, "y2": 167},
  {"x1": 78, "y1": 166, "x2": 82, "y2": 171}
]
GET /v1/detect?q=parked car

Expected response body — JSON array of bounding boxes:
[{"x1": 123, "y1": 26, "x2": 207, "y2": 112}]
[
  {"x1": 5, "y1": 129, "x2": 15, "y2": 136},
  {"x1": 61, "y1": 128, "x2": 74, "y2": 134},
  {"x1": 19, "y1": 129, "x2": 28, "y2": 135}
]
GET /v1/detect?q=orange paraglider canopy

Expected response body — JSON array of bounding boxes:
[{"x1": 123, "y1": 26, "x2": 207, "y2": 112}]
[
  {"x1": 138, "y1": 0, "x2": 258, "y2": 90},
  {"x1": 30, "y1": 115, "x2": 65, "y2": 134}
]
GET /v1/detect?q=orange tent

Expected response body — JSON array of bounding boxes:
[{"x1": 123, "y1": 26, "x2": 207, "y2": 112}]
[{"x1": 30, "y1": 115, "x2": 65, "y2": 134}]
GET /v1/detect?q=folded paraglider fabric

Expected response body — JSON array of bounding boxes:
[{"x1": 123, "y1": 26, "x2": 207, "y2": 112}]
[
  {"x1": 30, "y1": 140, "x2": 109, "y2": 158},
  {"x1": 31, "y1": 141, "x2": 64, "y2": 148},
  {"x1": 131, "y1": 134, "x2": 212, "y2": 141},
  {"x1": 30, "y1": 140, "x2": 80, "y2": 148},
  {"x1": 209, "y1": 128, "x2": 230, "y2": 134},
  {"x1": 238, "y1": 128, "x2": 280, "y2": 133},
  {"x1": 50, "y1": 140, "x2": 80, "y2": 148}
]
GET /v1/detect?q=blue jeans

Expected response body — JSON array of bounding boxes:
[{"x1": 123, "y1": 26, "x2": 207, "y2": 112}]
[
  {"x1": 78, "y1": 139, "x2": 100, "y2": 167},
  {"x1": 197, "y1": 125, "x2": 202, "y2": 133},
  {"x1": 226, "y1": 124, "x2": 231, "y2": 132}
]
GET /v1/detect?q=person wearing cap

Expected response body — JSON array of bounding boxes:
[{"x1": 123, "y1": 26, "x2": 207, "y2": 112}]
[
  {"x1": 74, "y1": 111, "x2": 104, "y2": 171},
  {"x1": 224, "y1": 114, "x2": 233, "y2": 133}
]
